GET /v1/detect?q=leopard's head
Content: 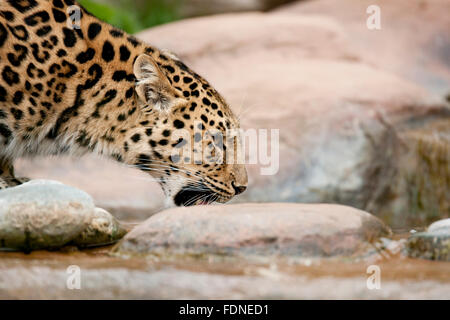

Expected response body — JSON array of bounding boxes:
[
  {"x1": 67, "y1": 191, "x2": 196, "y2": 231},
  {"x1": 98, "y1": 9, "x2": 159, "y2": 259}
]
[{"x1": 128, "y1": 53, "x2": 247, "y2": 207}]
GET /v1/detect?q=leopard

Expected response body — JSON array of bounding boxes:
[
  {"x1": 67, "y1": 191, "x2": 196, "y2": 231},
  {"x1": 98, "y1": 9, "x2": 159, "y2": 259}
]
[{"x1": 0, "y1": 0, "x2": 247, "y2": 207}]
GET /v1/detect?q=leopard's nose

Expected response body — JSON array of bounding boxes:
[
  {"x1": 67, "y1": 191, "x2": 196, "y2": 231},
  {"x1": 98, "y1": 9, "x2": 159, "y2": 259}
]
[{"x1": 232, "y1": 181, "x2": 247, "y2": 195}]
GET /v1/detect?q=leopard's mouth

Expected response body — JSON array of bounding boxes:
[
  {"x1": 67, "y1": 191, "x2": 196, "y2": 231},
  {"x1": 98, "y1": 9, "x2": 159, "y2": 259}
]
[{"x1": 173, "y1": 183, "x2": 217, "y2": 206}]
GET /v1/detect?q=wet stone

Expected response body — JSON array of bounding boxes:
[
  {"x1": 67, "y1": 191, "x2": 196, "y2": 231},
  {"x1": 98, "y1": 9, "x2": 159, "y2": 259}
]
[
  {"x1": 73, "y1": 208, "x2": 127, "y2": 248},
  {"x1": 0, "y1": 180, "x2": 126, "y2": 251},
  {"x1": 407, "y1": 219, "x2": 450, "y2": 261}
]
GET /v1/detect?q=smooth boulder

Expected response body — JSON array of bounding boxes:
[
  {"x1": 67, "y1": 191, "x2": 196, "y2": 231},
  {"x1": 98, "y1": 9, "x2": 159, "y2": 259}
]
[
  {"x1": 72, "y1": 208, "x2": 127, "y2": 248},
  {"x1": 114, "y1": 203, "x2": 391, "y2": 259},
  {"x1": 0, "y1": 180, "x2": 126, "y2": 251}
]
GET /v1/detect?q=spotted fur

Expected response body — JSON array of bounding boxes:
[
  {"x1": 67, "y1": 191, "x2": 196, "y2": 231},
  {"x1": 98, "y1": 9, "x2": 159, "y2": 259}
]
[{"x1": 0, "y1": 0, "x2": 247, "y2": 207}]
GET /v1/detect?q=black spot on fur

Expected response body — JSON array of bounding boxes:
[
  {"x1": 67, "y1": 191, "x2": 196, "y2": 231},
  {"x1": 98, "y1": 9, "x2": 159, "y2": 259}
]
[
  {"x1": 131, "y1": 133, "x2": 141, "y2": 143},
  {"x1": 7, "y1": 44, "x2": 28, "y2": 67},
  {"x1": 202, "y1": 97, "x2": 211, "y2": 106},
  {"x1": 7, "y1": 0, "x2": 38, "y2": 14},
  {"x1": 52, "y1": 8, "x2": 66, "y2": 23},
  {"x1": 7, "y1": 24, "x2": 29, "y2": 41},
  {"x1": 119, "y1": 45, "x2": 131, "y2": 62},
  {"x1": 36, "y1": 25, "x2": 51, "y2": 36},
  {"x1": 128, "y1": 107, "x2": 136, "y2": 115},
  {"x1": 0, "y1": 123, "x2": 12, "y2": 140},
  {"x1": 62, "y1": 27, "x2": 77, "y2": 47},
  {"x1": 110, "y1": 29, "x2": 123, "y2": 37},
  {"x1": 0, "y1": 86, "x2": 7, "y2": 102},
  {"x1": 112, "y1": 70, "x2": 127, "y2": 82},
  {"x1": 125, "y1": 87, "x2": 134, "y2": 99},
  {"x1": 53, "y1": 0, "x2": 64, "y2": 8},
  {"x1": 57, "y1": 49, "x2": 67, "y2": 57},
  {"x1": 31, "y1": 43, "x2": 50, "y2": 63},
  {"x1": 0, "y1": 11, "x2": 15, "y2": 21},
  {"x1": 50, "y1": 35, "x2": 58, "y2": 45},
  {"x1": 173, "y1": 119, "x2": 185, "y2": 129},
  {"x1": 12, "y1": 91, "x2": 23, "y2": 105},
  {"x1": 0, "y1": 23, "x2": 8, "y2": 48},
  {"x1": 10, "y1": 107, "x2": 23, "y2": 120},
  {"x1": 127, "y1": 36, "x2": 139, "y2": 47},
  {"x1": 58, "y1": 60, "x2": 78, "y2": 78},
  {"x1": 24, "y1": 10, "x2": 50, "y2": 26},
  {"x1": 163, "y1": 65, "x2": 175, "y2": 73},
  {"x1": 76, "y1": 48, "x2": 95, "y2": 63},
  {"x1": 102, "y1": 41, "x2": 115, "y2": 62},
  {"x1": 88, "y1": 23, "x2": 101, "y2": 40},
  {"x1": 2, "y1": 66, "x2": 19, "y2": 86}
]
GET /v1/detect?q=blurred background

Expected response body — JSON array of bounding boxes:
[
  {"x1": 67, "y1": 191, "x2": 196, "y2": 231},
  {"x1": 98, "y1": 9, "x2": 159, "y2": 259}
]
[{"x1": 78, "y1": 0, "x2": 296, "y2": 33}]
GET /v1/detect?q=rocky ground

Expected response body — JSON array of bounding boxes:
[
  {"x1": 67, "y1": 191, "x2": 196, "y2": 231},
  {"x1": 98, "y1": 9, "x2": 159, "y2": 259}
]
[
  {"x1": 3, "y1": 0, "x2": 450, "y2": 299},
  {"x1": 1, "y1": 181, "x2": 449, "y2": 299}
]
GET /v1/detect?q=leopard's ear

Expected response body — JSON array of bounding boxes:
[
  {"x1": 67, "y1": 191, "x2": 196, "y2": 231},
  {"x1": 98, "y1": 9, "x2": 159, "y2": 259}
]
[{"x1": 133, "y1": 54, "x2": 185, "y2": 113}]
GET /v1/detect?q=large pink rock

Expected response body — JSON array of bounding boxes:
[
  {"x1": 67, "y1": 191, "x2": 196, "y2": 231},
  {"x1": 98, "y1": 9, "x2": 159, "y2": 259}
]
[{"x1": 115, "y1": 203, "x2": 391, "y2": 258}]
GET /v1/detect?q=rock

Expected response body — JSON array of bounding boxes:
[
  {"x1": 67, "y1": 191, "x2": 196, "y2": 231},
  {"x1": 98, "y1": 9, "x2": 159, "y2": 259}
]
[
  {"x1": 407, "y1": 229, "x2": 450, "y2": 262},
  {"x1": 114, "y1": 203, "x2": 391, "y2": 259},
  {"x1": 429, "y1": 218, "x2": 450, "y2": 232},
  {"x1": 137, "y1": 11, "x2": 450, "y2": 228},
  {"x1": 0, "y1": 180, "x2": 127, "y2": 251},
  {"x1": 137, "y1": 13, "x2": 359, "y2": 63},
  {"x1": 0, "y1": 180, "x2": 94, "y2": 251},
  {"x1": 406, "y1": 218, "x2": 450, "y2": 261},
  {"x1": 275, "y1": 0, "x2": 450, "y2": 96},
  {"x1": 72, "y1": 208, "x2": 127, "y2": 248}
]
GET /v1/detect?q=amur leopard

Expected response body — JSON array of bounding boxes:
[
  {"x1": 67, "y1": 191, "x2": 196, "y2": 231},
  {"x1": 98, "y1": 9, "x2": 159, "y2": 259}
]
[{"x1": 0, "y1": 0, "x2": 247, "y2": 207}]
